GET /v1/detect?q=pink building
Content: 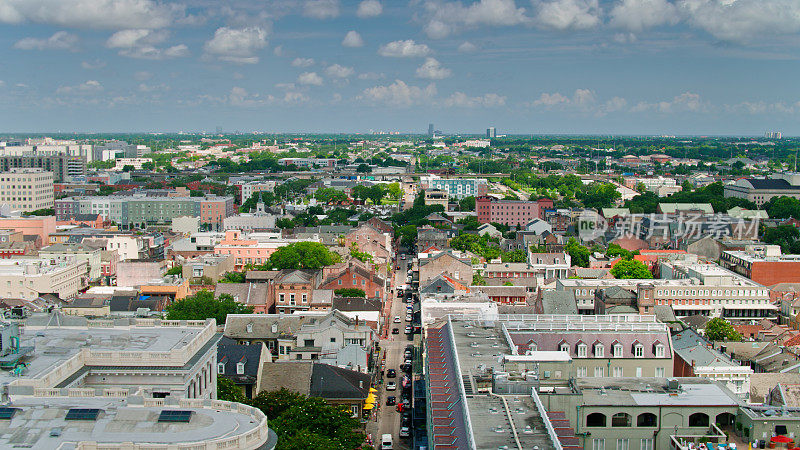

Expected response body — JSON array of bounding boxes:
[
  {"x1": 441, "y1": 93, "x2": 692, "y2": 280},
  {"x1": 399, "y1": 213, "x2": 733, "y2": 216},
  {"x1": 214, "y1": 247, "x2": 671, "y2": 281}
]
[
  {"x1": 200, "y1": 196, "x2": 235, "y2": 227},
  {"x1": 0, "y1": 215, "x2": 56, "y2": 246},
  {"x1": 214, "y1": 230, "x2": 314, "y2": 270},
  {"x1": 476, "y1": 197, "x2": 551, "y2": 227}
]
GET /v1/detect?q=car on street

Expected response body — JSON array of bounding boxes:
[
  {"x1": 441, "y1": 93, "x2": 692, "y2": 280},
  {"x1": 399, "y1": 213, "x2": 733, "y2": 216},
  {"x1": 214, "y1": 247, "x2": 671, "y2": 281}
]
[
  {"x1": 405, "y1": 325, "x2": 412, "y2": 334},
  {"x1": 393, "y1": 316, "x2": 401, "y2": 323},
  {"x1": 400, "y1": 427, "x2": 410, "y2": 438},
  {"x1": 404, "y1": 358, "x2": 411, "y2": 366},
  {"x1": 387, "y1": 381, "x2": 396, "y2": 391},
  {"x1": 387, "y1": 369, "x2": 396, "y2": 378},
  {"x1": 405, "y1": 315, "x2": 412, "y2": 322},
  {"x1": 401, "y1": 255, "x2": 406, "y2": 259},
  {"x1": 386, "y1": 396, "x2": 396, "y2": 406},
  {"x1": 401, "y1": 412, "x2": 411, "y2": 426},
  {"x1": 392, "y1": 328, "x2": 399, "y2": 334}
]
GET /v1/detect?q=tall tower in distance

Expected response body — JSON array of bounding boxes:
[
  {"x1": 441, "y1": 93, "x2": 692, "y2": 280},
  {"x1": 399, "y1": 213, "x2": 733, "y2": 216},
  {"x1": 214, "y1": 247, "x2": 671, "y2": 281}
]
[
  {"x1": 487, "y1": 127, "x2": 496, "y2": 138},
  {"x1": 428, "y1": 123, "x2": 434, "y2": 137}
]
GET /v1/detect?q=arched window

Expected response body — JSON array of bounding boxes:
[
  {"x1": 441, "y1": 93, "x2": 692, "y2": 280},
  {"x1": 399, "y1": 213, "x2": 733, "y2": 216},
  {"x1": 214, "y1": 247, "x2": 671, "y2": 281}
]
[
  {"x1": 586, "y1": 413, "x2": 606, "y2": 427},
  {"x1": 637, "y1": 413, "x2": 657, "y2": 427},
  {"x1": 689, "y1": 413, "x2": 709, "y2": 427},
  {"x1": 612, "y1": 413, "x2": 631, "y2": 427}
]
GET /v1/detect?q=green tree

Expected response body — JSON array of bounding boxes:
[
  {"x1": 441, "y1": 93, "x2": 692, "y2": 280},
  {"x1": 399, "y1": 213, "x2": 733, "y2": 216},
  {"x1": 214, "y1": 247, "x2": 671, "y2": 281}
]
[
  {"x1": 367, "y1": 184, "x2": 386, "y2": 205},
  {"x1": 610, "y1": 259, "x2": 653, "y2": 279},
  {"x1": 165, "y1": 291, "x2": 253, "y2": 324},
  {"x1": 456, "y1": 215, "x2": 480, "y2": 231},
  {"x1": 220, "y1": 272, "x2": 246, "y2": 283},
  {"x1": 704, "y1": 317, "x2": 742, "y2": 342},
  {"x1": 386, "y1": 182, "x2": 403, "y2": 200},
  {"x1": 314, "y1": 188, "x2": 348, "y2": 204},
  {"x1": 459, "y1": 196, "x2": 476, "y2": 211},
  {"x1": 606, "y1": 243, "x2": 634, "y2": 260},
  {"x1": 565, "y1": 238, "x2": 590, "y2": 268},
  {"x1": 334, "y1": 288, "x2": 366, "y2": 298},
  {"x1": 166, "y1": 265, "x2": 183, "y2": 276},
  {"x1": 22, "y1": 208, "x2": 55, "y2": 217},
  {"x1": 349, "y1": 244, "x2": 374, "y2": 264},
  {"x1": 122, "y1": 164, "x2": 135, "y2": 172},
  {"x1": 217, "y1": 377, "x2": 246, "y2": 403},
  {"x1": 472, "y1": 271, "x2": 486, "y2": 286},
  {"x1": 396, "y1": 224, "x2": 418, "y2": 249},
  {"x1": 356, "y1": 163, "x2": 371, "y2": 173},
  {"x1": 265, "y1": 242, "x2": 340, "y2": 270}
]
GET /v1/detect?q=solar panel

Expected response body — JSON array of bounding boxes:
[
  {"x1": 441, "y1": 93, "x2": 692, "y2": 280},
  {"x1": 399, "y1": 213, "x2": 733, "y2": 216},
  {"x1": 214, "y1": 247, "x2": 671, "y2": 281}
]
[
  {"x1": 0, "y1": 408, "x2": 17, "y2": 419},
  {"x1": 158, "y1": 410, "x2": 192, "y2": 423},
  {"x1": 65, "y1": 408, "x2": 101, "y2": 421}
]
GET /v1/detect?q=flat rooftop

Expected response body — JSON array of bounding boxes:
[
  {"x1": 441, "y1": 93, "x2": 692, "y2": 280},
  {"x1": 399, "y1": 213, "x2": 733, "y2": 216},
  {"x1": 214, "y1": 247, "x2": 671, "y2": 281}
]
[
  {"x1": 575, "y1": 378, "x2": 741, "y2": 407},
  {"x1": 467, "y1": 395, "x2": 553, "y2": 449},
  {"x1": 0, "y1": 396, "x2": 276, "y2": 449},
  {"x1": 2, "y1": 316, "x2": 206, "y2": 386}
]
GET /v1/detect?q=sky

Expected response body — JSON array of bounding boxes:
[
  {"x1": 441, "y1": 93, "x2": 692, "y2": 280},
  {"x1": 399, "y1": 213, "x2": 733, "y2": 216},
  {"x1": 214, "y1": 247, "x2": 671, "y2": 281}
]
[{"x1": 1, "y1": 0, "x2": 799, "y2": 135}]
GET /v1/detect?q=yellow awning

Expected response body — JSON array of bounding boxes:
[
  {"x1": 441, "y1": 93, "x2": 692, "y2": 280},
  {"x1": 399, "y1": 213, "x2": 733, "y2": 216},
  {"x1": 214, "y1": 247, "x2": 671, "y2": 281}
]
[
  {"x1": 363, "y1": 403, "x2": 375, "y2": 410},
  {"x1": 366, "y1": 393, "x2": 377, "y2": 402},
  {"x1": 369, "y1": 388, "x2": 378, "y2": 393}
]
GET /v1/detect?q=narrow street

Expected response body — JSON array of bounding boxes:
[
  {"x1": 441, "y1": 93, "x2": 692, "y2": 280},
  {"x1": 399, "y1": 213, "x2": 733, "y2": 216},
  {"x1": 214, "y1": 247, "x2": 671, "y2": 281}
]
[{"x1": 368, "y1": 255, "x2": 411, "y2": 449}]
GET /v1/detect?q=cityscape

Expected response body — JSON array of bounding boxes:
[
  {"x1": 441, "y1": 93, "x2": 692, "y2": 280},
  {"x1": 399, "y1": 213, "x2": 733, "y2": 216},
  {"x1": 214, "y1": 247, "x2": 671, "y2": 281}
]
[{"x1": 2, "y1": 1, "x2": 800, "y2": 450}]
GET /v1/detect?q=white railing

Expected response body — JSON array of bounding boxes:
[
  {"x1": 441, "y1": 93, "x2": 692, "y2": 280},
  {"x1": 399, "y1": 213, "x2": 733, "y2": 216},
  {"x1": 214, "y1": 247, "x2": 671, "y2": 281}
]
[{"x1": 530, "y1": 388, "x2": 564, "y2": 450}]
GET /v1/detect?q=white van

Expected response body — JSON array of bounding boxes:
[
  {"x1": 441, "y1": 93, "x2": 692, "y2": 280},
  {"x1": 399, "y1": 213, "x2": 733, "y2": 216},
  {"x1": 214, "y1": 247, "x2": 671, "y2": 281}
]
[{"x1": 381, "y1": 433, "x2": 393, "y2": 449}]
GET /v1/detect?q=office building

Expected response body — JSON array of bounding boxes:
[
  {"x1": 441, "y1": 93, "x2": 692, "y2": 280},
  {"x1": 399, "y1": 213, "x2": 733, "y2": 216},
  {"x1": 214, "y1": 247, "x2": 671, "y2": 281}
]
[
  {"x1": 0, "y1": 258, "x2": 86, "y2": 300},
  {"x1": 428, "y1": 123, "x2": 434, "y2": 136},
  {"x1": 720, "y1": 245, "x2": 800, "y2": 286},
  {"x1": 0, "y1": 154, "x2": 85, "y2": 182},
  {"x1": 476, "y1": 196, "x2": 552, "y2": 226},
  {"x1": 0, "y1": 168, "x2": 54, "y2": 213},
  {"x1": 724, "y1": 172, "x2": 800, "y2": 207},
  {"x1": 486, "y1": 126, "x2": 496, "y2": 138},
  {"x1": 420, "y1": 175, "x2": 488, "y2": 199}
]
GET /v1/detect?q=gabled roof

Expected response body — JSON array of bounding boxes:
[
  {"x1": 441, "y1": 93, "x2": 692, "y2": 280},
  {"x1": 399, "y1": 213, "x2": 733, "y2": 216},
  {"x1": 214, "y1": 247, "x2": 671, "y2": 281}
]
[
  {"x1": 217, "y1": 336, "x2": 264, "y2": 380},
  {"x1": 309, "y1": 363, "x2": 371, "y2": 400}
]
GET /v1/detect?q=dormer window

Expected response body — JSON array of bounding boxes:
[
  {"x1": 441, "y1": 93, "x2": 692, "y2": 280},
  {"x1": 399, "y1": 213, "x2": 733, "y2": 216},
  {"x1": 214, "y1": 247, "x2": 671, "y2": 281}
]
[
  {"x1": 633, "y1": 342, "x2": 644, "y2": 358},
  {"x1": 217, "y1": 363, "x2": 225, "y2": 374},
  {"x1": 593, "y1": 343, "x2": 604, "y2": 358},
  {"x1": 576, "y1": 342, "x2": 587, "y2": 358},
  {"x1": 236, "y1": 362, "x2": 245, "y2": 375},
  {"x1": 612, "y1": 342, "x2": 623, "y2": 358},
  {"x1": 559, "y1": 342, "x2": 569, "y2": 353},
  {"x1": 271, "y1": 323, "x2": 278, "y2": 333},
  {"x1": 654, "y1": 343, "x2": 665, "y2": 358}
]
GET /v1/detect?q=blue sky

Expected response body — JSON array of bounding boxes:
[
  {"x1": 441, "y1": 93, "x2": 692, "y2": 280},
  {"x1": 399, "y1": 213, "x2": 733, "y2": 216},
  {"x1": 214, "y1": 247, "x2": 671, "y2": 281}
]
[{"x1": 0, "y1": 0, "x2": 799, "y2": 135}]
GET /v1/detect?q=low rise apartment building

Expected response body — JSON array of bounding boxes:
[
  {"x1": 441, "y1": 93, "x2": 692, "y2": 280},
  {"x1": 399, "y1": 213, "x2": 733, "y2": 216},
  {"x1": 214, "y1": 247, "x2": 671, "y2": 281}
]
[
  {"x1": 39, "y1": 242, "x2": 102, "y2": 282},
  {"x1": 0, "y1": 168, "x2": 54, "y2": 213},
  {"x1": 476, "y1": 196, "x2": 553, "y2": 226},
  {"x1": 720, "y1": 245, "x2": 800, "y2": 285},
  {"x1": 0, "y1": 258, "x2": 86, "y2": 300}
]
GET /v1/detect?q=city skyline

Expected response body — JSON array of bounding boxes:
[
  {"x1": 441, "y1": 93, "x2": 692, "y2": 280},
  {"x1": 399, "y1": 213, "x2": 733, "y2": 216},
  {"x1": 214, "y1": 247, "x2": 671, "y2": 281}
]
[{"x1": 0, "y1": 0, "x2": 799, "y2": 135}]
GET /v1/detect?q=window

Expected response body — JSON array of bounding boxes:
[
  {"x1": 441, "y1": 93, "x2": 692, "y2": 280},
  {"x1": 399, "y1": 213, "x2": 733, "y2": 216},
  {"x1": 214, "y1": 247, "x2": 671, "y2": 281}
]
[
  {"x1": 611, "y1": 413, "x2": 631, "y2": 427},
  {"x1": 594, "y1": 343, "x2": 604, "y2": 358},
  {"x1": 577, "y1": 343, "x2": 587, "y2": 358},
  {"x1": 587, "y1": 413, "x2": 606, "y2": 427},
  {"x1": 330, "y1": 337, "x2": 336, "y2": 343},
  {"x1": 338, "y1": 279, "x2": 342, "y2": 285},
  {"x1": 279, "y1": 293, "x2": 285, "y2": 303},
  {"x1": 559, "y1": 343, "x2": 569, "y2": 353},
  {"x1": 641, "y1": 439, "x2": 654, "y2": 450},
  {"x1": 577, "y1": 367, "x2": 587, "y2": 378},
  {"x1": 634, "y1": 344, "x2": 644, "y2": 358},
  {"x1": 217, "y1": 363, "x2": 225, "y2": 374},
  {"x1": 246, "y1": 323, "x2": 253, "y2": 333},
  {"x1": 637, "y1": 413, "x2": 657, "y2": 427},
  {"x1": 655, "y1": 344, "x2": 665, "y2": 358},
  {"x1": 612, "y1": 367, "x2": 623, "y2": 377},
  {"x1": 351, "y1": 405, "x2": 359, "y2": 418},
  {"x1": 236, "y1": 362, "x2": 245, "y2": 374},
  {"x1": 290, "y1": 294, "x2": 295, "y2": 305},
  {"x1": 636, "y1": 367, "x2": 642, "y2": 377},
  {"x1": 594, "y1": 367, "x2": 605, "y2": 377},
  {"x1": 655, "y1": 367, "x2": 665, "y2": 377},
  {"x1": 689, "y1": 413, "x2": 709, "y2": 427},
  {"x1": 302, "y1": 294, "x2": 307, "y2": 304},
  {"x1": 613, "y1": 344, "x2": 623, "y2": 358},
  {"x1": 616, "y1": 439, "x2": 629, "y2": 450},
  {"x1": 592, "y1": 439, "x2": 605, "y2": 450}
]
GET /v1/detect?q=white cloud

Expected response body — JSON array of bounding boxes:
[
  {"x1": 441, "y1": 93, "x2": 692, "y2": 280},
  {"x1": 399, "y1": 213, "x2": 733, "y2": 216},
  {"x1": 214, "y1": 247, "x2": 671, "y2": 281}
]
[
  {"x1": 292, "y1": 57, "x2": 315, "y2": 67},
  {"x1": 0, "y1": 0, "x2": 184, "y2": 29},
  {"x1": 325, "y1": 64, "x2": 355, "y2": 78},
  {"x1": 106, "y1": 29, "x2": 188, "y2": 60},
  {"x1": 378, "y1": 40, "x2": 431, "y2": 57},
  {"x1": 284, "y1": 91, "x2": 310, "y2": 104},
  {"x1": 419, "y1": 0, "x2": 529, "y2": 38},
  {"x1": 443, "y1": 92, "x2": 506, "y2": 107},
  {"x1": 601, "y1": 96, "x2": 628, "y2": 113},
  {"x1": 358, "y1": 72, "x2": 384, "y2": 80},
  {"x1": 416, "y1": 58, "x2": 452, "y2": 79},
  {"x1": 138, "y1": 83, "x2": 169, "y2": 93},
  {"x1": 534, "y1": 0, "x2": 601, "y2": 30},
  {"x1": 342, "y1": 30, "x2": 364, "y2": 47},
  {"x1": 134, "y1": 71, "x2": 152, "y2": 81},
  {"x1": 81, "y1": 60, "x2": 106, "y2": 69},
  {"x1": 357, "y1": 0, "x2": 383, "y2": 18},
  {"x1": 204, "y1": 27, "x2": 268, "y2": 64},
  {"x1": 298, "y1": 71, "x2": 323, "y2": 85},
  {"x1": 273, "y1": 45, "x2": 284, "y2": 56},
  {"x1": 678, "y1": 0, "x2": 800, "y2": 43},
  {"x1": 631, "y1": 92, "x2": 704, "y2": 113},
  {"x1": 56, "y1": 80, "x2": 102, "y2": 95},
  {"x1": 532, "y1": 88, "x2": 596, "y2": 110},
  {"x1": 609, "y1": 0, "x2": 679, "y2": 32},
  {"x1": 229, "y1": 86, "x2": 270, "y2": 107},
  {"x1": 14, "y1": 31, "x2": 78, "y2": 51},
  {"x1": 457, "y1": 41, "x2": 478, "y2": 52},
  {"x1": 303, "y1": 0, "x2": 340, "y2": 19},
  {"x1": 359, "y1": 79, "x2": 437, "y2": 107}
]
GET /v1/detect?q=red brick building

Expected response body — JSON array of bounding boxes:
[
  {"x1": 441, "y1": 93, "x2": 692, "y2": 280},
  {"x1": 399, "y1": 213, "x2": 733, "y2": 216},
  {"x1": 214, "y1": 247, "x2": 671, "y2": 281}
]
[
  {"x1": 720, "y1": 249, "x2": 800, "y2": 286},
  {"x1": 476, "y1": 196, "x2": 551, "y2": 226}
]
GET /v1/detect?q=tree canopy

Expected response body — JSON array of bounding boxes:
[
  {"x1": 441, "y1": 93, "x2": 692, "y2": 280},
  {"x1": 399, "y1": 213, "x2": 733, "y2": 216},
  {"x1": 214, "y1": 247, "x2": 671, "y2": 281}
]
[
  {"x1": 334, "y1": 288, "x2": 366, "y2": 298},
  {"x1": 704, "y1": 317, "x2": 742, "y2": 342},
  {"x1": 565, "y1": 238, "x2": 590, "y2": 268},
  {"x1": 165, "y1": 291, "x2": 253, "y2": 324},
  {"x1": 610, "y1": 259, "x2": 653, "y2": 279},
  {"x1": 263, "y1": 242, "x2": 341, "y2": 270}
]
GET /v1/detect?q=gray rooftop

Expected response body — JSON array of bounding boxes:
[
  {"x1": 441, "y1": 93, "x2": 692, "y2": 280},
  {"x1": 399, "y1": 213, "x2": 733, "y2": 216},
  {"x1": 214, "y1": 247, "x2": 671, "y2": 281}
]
[{"x1": 575, "y1": 377, "x2": 741, "y2": 407}]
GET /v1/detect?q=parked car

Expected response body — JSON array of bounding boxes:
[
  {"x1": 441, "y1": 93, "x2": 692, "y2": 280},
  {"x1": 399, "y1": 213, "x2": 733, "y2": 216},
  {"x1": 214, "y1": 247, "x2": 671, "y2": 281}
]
[
  {"x1": 387, "y1": 369, "x2": 396, "y2": 378},
  {"x1": 405, "y1": 325, "x2": 412, "y2": 334},
  {"x1": 393, "y1": 316, "x2": 401, "y2": 323},
  {"x1": 387, "y1": 382, "x2": 396, "y2": 391},
  {"x1": 386, "y1": 396, "x2": 396, "y2": 406},
  {"x1": 392, "y1": 328, "x2": 399, "y2": 334},
  {"x1": 400, "y1": 427, "x2": 410, "y2": 438}
]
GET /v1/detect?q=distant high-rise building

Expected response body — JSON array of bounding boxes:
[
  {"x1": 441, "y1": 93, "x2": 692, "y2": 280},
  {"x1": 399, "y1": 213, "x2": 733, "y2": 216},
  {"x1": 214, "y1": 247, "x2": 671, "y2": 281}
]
[
  {"x1": 428, "y1": 123, "x2": 434, "y2": 136},
  {"x1": 487, "y1": 127, "x2": 496, "y2": 138},
  {"x1": 765, "y1": 131, "x2": 782, "y2": 139}
]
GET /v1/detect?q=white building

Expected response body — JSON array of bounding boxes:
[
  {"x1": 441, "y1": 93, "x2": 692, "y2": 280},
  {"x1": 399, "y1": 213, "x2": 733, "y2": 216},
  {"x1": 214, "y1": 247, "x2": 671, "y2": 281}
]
[
  {"x1": 0, "y1": 168, "x2": 54, "y2": 213},
  {"x1": 0, "y1": 258, "x2": 86, "y2": 300}
]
